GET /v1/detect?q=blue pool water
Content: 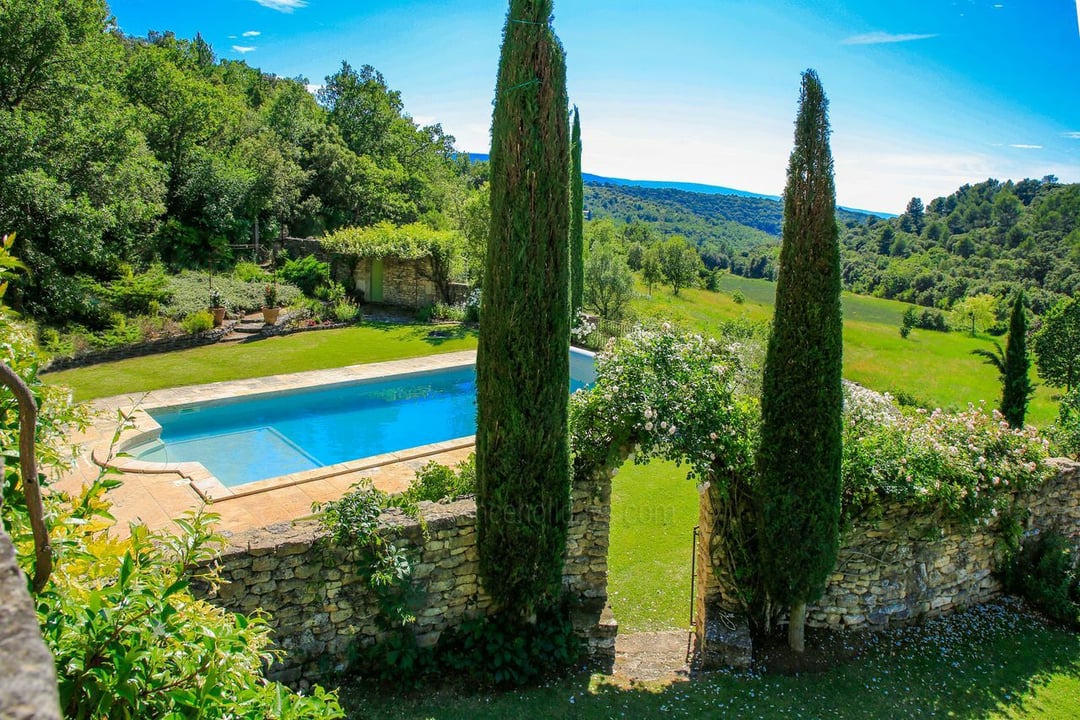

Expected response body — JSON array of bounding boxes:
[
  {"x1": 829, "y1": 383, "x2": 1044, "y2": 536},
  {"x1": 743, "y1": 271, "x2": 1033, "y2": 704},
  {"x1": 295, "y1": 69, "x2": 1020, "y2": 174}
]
[{"x1": 134, "y1": 352, "x2": 595, "y2": 488}]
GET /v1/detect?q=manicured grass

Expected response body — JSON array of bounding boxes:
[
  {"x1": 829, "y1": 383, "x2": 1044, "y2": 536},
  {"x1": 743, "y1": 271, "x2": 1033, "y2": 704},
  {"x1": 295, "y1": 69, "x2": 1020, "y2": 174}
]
[
  {"x1": 632, "y1": 275, "x2": 1060, "y2": 427},
  {"x1": 343, "y1": 601, "x2": 1080, "y2": 719},
  {"x1": 608, "y1": 459, "x2": 699, "y2": 632},
  {"x1": 43, "y1": 323, "x2": 479, "y2": 401}
]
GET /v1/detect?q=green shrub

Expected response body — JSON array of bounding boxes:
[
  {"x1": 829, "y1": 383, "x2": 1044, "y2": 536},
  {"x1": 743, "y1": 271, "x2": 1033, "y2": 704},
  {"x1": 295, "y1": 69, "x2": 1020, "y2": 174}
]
[
  {"x1": 280, "y1": 255, "x2": 330, "y2": 296},
  {"x1": 181, "y1": 310, "x2": 214, "y2": 334},
  {"x1": 101, "y1": 264, "x2": 171, "y2": 316},
  {"x1": 315, "y1": 281, "x2": 347, "y2": 303},
  {"x1": 332, "y1": 299, "x2": 361, "y2": 324},
  {"x1": 731, "y1": 289, "x2": 746, "y2": 304},
  {"x1": 1049, "y1": 386, "x2": 1080, "y2": 459},
  {"x1": 1002, "y1": 530, "x2": 1080, "y2": 628},
  {"x1": 432, "y1": 301, "x2": 467, "y2": 322},
  {"x1": 233, "y1": 261, "x2": 269, "y2": 283},
  {"x1": 386, "y1": 457, "x2": 476, "y2": 512}
]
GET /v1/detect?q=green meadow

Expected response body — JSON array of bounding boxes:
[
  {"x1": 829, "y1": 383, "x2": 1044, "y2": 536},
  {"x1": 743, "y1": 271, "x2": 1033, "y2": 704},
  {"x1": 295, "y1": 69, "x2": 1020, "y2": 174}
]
[{"x1": 633, "y1": 274, "x2": 1059, "y2": 427}]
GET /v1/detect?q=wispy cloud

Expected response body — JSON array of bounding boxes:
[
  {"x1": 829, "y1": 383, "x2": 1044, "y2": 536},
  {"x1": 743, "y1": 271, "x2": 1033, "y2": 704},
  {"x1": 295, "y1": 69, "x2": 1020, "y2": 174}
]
[
  {"x1": 1064, "y1": 131, "x2": 1080, "y2": 139},
  {"x1": 842, "y1": 31, "x2": 938, "y2": 45},
  {"x1": 1010, "y1": 144, "x2": 1043, "y2": 150},
  {"x1": 232, "y1": 45, "x2": 257, "y2": 54},
  {"x1": 242, "y1": 30, "x2": 261, "y2": 38},
  {"x1": 252, "y1": 0, "x2": 307, "y2": 13}
]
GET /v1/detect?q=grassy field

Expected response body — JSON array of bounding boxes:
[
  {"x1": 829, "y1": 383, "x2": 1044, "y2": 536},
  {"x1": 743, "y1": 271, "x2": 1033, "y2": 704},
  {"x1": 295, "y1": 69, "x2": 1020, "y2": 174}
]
[
  {"x1": 344, "y1": 600, "x2": 1080, "y2": 719},
  {"x1": 43, "y1": 323, "x2": 478, "y2": 401},
  {"x1": 633, "y1": 274, "x2": 1060, "y2": 427},
  {"x1": 608, "y1": 459, "x2": 698, "y2": 632}
]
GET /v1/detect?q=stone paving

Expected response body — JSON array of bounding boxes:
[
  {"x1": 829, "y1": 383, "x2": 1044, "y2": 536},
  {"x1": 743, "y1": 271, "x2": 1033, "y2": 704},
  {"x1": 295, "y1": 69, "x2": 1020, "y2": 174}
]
[{"x1": 54, "y1": 352, "x2": 479, "y2": 537}]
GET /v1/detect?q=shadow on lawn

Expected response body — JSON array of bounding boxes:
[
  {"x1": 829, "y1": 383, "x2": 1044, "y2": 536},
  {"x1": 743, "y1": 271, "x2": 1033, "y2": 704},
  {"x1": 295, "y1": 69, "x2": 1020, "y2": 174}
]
[{"x1": 342, "y1": 600, "x2": 1079, "y2": 720}]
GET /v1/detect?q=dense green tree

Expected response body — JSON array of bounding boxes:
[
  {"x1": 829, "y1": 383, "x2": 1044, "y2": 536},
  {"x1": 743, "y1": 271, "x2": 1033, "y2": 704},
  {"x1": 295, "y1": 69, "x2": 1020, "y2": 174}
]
[
  {"x1": 583, "y1": 242, "x2": 633, "y2": 320},
  {"x1": 757, "y1": 69, "x2": 843, "y2": 653},
  {"x1": 973, "y1": 292, "x2": 1034, "y2": 428},
  {"x1": 950, "y1": 293, "x2": 997, "y2": 336},
  {"x1": 658, "y1": 235, "x2": 702, "y2": 295},
  {"x1": 475, "y1": 0, "x2": 571, "y2": 617},
  {"x1": 570, "y1": 106, "x2": 584, "y2": 318},
  {"x1": 1034, "y1": 296, "x2": 1080, "y2": 392},
  {"x1": 641, "y1": 246, "x2": 662, "y2": 295}
]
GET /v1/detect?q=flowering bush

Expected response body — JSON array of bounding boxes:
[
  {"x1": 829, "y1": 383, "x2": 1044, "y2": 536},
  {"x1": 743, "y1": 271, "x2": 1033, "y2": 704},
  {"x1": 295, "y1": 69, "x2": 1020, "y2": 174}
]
[
  {"x1": 570, "y1": 324, "x2": 758, "y2": 487},
  {"x1": 843, "y1": 390, "x2": 1052, "y2": 525}
]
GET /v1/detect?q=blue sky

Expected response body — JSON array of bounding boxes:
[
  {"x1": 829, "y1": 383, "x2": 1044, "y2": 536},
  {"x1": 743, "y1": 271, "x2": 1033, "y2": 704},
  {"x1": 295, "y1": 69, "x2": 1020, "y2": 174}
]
[{"x1": 108, "y1": 0, "x2": 1080, "y2": 213}]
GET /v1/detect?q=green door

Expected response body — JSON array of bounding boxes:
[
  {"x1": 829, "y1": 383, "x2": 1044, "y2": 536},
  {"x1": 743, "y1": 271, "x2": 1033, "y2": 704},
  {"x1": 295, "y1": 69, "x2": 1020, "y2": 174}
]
[{"x1": 370, "y1": 258, "x2": 384, "y2": 302}]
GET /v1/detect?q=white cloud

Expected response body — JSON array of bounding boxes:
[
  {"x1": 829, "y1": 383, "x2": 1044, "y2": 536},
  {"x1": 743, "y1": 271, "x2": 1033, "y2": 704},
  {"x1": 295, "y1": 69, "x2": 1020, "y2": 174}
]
[
  {"x1": 232, "y1": 45, "x2": 257, "y2": 54},
  {"x1": 242, "y1": 30, "x2": 262, "y2": 38},
  {"x1": 1010, "y1": 144, "x2": 1043, "y2": 150},
  {"x1": 305, "y1": 83, "x2": 323, "y2": 95},
  {"x1": 841, "y1": 32, "x2": 938, "y2": 45},
  {"x1": 1065, "y1": 131, "x2": 1080, "y2": 139},
  {"x1": 251, "y1": 0, "x2": 307, "y2": 13}
]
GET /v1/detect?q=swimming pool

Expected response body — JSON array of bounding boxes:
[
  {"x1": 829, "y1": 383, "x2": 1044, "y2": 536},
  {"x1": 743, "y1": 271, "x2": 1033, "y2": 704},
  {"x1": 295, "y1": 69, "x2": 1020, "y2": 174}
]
[{"x1": 127, "y1": 350, "x2": 596, "y2": 488}]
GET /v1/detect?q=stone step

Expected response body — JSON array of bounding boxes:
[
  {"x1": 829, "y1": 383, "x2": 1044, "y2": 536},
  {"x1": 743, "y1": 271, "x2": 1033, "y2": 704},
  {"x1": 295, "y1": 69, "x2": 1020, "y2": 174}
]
[{"x1": 232, "y1": 322, "x2": 266, "y2": 334}]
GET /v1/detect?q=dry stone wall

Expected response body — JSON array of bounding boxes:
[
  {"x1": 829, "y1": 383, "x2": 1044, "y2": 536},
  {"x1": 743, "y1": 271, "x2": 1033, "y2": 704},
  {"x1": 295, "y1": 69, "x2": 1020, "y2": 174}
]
[
  {"x1": 198, "y1": 469, "x2": 616, "y2": 684},
  {"x1": 696, "y1": 458, "x2": 1080, "y2": 667}
]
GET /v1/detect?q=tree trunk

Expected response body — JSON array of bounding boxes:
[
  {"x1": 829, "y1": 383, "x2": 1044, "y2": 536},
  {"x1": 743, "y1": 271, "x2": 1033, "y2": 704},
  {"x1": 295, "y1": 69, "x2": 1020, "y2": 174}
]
[{"x1": 788, "y1": 601, "x2": 806, "y2": 653}]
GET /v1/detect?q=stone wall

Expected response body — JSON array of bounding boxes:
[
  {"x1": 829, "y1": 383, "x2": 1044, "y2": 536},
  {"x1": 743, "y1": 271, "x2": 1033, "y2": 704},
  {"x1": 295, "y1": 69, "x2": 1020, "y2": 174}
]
[
  {"x1": 695, "y1": 459, "x2": 1080, "y2": 666},
  {"x1": 40, "y1": 325, "x2": 234, "y2": 373},
  {"x1": 198, "y1": 469, "x2": 616, "y2": 684}
]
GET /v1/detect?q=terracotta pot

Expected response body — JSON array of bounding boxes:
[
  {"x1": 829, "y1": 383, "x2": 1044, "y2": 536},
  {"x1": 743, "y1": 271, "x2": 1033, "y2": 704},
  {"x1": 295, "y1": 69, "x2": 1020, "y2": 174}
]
[
  {"x1": 262, "y1": 306, "x2": 281, "y2": 325},
  {"x1": 210, "y1": 306, "x2": 227, "y2": 327}
]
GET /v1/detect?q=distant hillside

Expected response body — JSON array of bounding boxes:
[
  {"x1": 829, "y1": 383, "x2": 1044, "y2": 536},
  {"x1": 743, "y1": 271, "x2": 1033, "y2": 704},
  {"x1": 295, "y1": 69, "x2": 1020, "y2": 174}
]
[{"x1": 838, "y1": 176, "x2": 1080, "y2": 316}]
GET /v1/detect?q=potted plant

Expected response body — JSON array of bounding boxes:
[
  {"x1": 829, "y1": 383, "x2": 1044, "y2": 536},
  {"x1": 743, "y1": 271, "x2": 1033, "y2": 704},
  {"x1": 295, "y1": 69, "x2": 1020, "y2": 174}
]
[
  {"x1": 209, "y1": 287, "x2": 226, "y2": 327},
  {"x1": 262, "y1": 283, "x2": 280, "y2": 325}
]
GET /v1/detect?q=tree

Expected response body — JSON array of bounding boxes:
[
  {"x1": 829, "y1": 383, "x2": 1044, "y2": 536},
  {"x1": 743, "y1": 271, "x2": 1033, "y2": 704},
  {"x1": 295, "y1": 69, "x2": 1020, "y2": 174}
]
[
  {"x1": 900, "y1": 197, "x2": 924, "y2": 234},
  {"x1": 570, "y1": 106, "x2": 584, "y2": 318},
  {"x1": 475, "y1": 0, "x2": 570, "y2": 617},
  {"x1": 950, "y1": 293, "x2": 997, "y2": 336},
  {"x1": 1034, "y1": 296, "x2": 1080, "y2": 392},
  {"x1": 583, "y1": 242, "x2": 633, "y2": 320},
  {"x1": 756, "y1": 69, "x2": 843, "y2": 653},
  {"x1": 972, "y1": 292, "x2": 1034, "y2": 428},
  {"x1": 659, "y1": 235, "x2": 702, "y2": 295},
  {"x1": 641, "y1": 246, "x2": 662, "y2": 295}
]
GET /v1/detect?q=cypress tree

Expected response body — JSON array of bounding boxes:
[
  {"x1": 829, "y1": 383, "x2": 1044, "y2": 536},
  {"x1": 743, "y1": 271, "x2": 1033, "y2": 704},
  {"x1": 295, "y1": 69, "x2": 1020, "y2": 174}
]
[
  {"x1": 475, "y1": 0, "x2": 571, "y2": 617},
  {"x1": 1002, "y1": 292, "x2": 1034, "y2": 428},
  {"x1": 570, "y1": 105, "x2": 584, "y2": 319},
  {"x1": 757, "y1": 69, "x2": 843, "y2": 653}
]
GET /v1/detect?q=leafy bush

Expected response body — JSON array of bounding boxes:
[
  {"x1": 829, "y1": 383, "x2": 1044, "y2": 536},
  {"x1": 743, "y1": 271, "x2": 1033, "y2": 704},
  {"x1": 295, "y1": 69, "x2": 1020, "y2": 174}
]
[
  {"x1": 1001, "y1": 530, "x2": 1080, "y2": 628},
  {"x1": 280, "y1": 255, "x2": 330, "y2": 296},
  {"x1": 314, "y1": 281, "x2": 347, "y2": 303},
  {"x1": 352, "y1": 606, "x2": 581, "y2": 689},
  {"x1": 731, "y1": 289, "x2": 746, "y2": 304},
  {"x1": 332, "y1": 299, "x2": 361, "y2": 323},
  {"x1": 100, "y1": 264, "x2": 171, "y2": 316},
  {"x1": 233, "y1": 261, "x2": 270, "y2": 283},
  {"x1": 464, "y1": 288, "x2": 481, "y2": 322},
  {"x1": 432, "y1": 301, "x2": 467, "y2": 322},
  {"x1": 1049, "y1": 386, "x2": 1080, "y2": 459},
  {"x1": 1, "y1": 306, "x2": 343, "y2": 719},
  {"x1": 181, "y1": 310, "x2": 214, "y2": 334},
  {"x1": 386, "y1": 457, "x2": 476, "y2": 512}
]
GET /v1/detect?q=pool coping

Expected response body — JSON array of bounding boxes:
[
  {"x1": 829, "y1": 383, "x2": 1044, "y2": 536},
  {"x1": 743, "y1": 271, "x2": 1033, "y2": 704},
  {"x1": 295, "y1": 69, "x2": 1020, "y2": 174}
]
[{"x1": 90, "y1": 351, "x2": 479, "y2": 502}]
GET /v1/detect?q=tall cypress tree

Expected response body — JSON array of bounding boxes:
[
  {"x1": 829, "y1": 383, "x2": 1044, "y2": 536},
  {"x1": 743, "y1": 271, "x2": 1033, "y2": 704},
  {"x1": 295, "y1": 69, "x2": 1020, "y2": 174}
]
[
  {"x1": 757, "y1": 69, "x2": 843, "y2": 653},
  {"x1": 476, "y1": 0, "x2": 571, "y2": 617},
  {"x1": 1002, "y1": 292, "x2": 1034, "y2": 427},
  {"x1": 570, "y1": 105, "x2": 584, "y2": 319}
]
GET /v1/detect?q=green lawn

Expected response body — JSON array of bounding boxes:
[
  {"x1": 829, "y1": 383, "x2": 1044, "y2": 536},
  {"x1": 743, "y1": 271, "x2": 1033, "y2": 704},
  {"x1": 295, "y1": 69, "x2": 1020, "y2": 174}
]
[
  {"x1": 633, "y1": 275, "x2": 1060, "y2": 427},
  {"x1": 43, "y1": 323, "x2": 479, "y2": 401},
  {"x1": 608, "y1": 459, "x2": 698, "y2": 632},
  {"x1": 344, "y1": 601, "x2": 1080, "y2": 719}
]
